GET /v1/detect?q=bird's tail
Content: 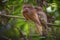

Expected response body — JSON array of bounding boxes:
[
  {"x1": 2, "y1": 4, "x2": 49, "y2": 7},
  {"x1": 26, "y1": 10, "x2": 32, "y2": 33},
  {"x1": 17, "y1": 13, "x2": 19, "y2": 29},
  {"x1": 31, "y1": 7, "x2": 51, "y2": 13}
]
[{"x1": 35, "y1": 23, "x2": 42, "y2": 36}]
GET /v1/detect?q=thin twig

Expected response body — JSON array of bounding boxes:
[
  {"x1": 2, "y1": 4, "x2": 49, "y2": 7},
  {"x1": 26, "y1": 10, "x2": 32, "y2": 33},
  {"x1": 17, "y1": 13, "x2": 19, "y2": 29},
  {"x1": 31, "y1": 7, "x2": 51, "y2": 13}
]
[
  {"x1": 16, "y1": 28, "x2": 28, "y2": 40},
  {"x1": 0, "y1": 14, "x2": 24, "y2": 19},
  {"x1": 20, "y1": 35, "x2": 56, "y2": 38},
  {"x1": 47, "y1": 23, "x2": 60, "y2": 27},
  {"x1": 0, "y1": 35, "x2": 11, "y2": 40},
  {"x1": 0, "y1": 14, "x2": 60, "y2": 27}
]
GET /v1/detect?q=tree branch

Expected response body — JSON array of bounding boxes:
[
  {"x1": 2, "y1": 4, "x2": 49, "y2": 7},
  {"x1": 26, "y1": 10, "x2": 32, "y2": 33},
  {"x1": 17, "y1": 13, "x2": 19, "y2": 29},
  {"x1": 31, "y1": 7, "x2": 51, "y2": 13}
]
[
  {"x1": 0, "y1": 14, "x2": 24, "y2": 19},
  {"x1": 16, "y1": 28, "x2": 28, "y2": 40},
  {"x1": 0, "y1": 14, "x2": 60, "y2": 27},
  {"x1": 47, "y1": 23, "x2": 60, "y2": 27}
]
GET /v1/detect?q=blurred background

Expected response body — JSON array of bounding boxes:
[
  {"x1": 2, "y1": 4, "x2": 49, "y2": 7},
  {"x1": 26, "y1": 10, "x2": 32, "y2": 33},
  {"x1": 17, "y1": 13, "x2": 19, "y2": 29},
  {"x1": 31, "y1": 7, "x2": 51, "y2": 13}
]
[{"x1": 0, "y1": 0, "x2": 60, "y2": 40}]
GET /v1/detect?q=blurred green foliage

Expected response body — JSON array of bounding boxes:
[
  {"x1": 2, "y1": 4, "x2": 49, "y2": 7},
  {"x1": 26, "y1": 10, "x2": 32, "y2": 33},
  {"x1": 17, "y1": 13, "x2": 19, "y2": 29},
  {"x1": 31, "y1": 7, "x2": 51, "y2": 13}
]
[{"x1": 0, "y1": 0, "x2": 60, "y2": 40}]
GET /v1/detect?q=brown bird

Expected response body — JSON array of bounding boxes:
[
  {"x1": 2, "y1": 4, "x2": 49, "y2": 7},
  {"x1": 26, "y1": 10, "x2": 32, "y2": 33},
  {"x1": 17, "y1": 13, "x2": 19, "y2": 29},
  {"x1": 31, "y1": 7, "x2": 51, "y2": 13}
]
[
  {"x1": 35, "y1": 6, "x2": 48, "y2": 36},
  {"x1": 22, "y1": 4, "x2": 42, "y2": 35}
]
